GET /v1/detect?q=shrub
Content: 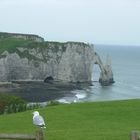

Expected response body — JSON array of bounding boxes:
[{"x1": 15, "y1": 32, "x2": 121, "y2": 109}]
[
  {"x1": 0, "y1": 94, "x2": 27, "y2": 114},
  {"x1": 27, "y1": 103, "x2": 44, "y2": 110},
  {"x1": 47, "y1": 100, "x2": 60, "y2": 106}
]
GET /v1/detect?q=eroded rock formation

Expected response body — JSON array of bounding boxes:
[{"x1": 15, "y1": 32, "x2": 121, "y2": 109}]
[
  {"x1": 0, "y1": 42, "x2": 93, "y2": 83},
  {"x1": 94, "y1": 53, "x2": 114, "y2": 85},
  {"x1": 0, "y1": 32, "x2": 114, "y2": 85}
]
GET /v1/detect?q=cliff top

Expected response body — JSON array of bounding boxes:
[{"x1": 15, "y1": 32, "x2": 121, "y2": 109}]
[
  {"x1": 0, "y1": 32, "x2": 90, "y2": 55},
  {"x1": 0, "y1": 32, "x2": 88, "y2": 45},
  {"x1": 0, "y1": 32, "x2": 44, "y2": 42}
]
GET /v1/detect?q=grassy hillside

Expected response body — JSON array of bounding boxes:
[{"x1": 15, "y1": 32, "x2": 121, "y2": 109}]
[
  {"x1": 0, "y1": 99, "x2": 140, "y2": 140},
  {"x1": 0, "y1": 38, "x2": 46, "y2": 54},
  {"x1": 0, "y1": 33, "x2": 88, "y2": 55}
]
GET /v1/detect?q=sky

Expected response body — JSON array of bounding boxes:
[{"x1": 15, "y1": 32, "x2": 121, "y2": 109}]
[{"x1": 0, "y1": 0, "x2": 140, "y2": 46}]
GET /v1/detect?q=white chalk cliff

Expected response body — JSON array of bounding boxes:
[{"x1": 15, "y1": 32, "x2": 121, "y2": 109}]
[{"x1": 0, "y1": 32, "x2": 114, "y2": 85}]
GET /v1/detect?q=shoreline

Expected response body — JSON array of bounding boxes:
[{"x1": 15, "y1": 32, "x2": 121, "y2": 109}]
[{"x1": 0, "y1": 80, "x2": 93, "y2": 103}]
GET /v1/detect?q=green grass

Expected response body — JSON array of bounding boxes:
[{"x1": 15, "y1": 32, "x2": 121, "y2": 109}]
[
  {"x1": 0, "y1": 99, "x2": 140, "y2": 140},
  {"x1": 0, "y1": 37, "x2": 88, "y2": 55},
  {"x1": 0, "y1": 38, "x2": 47, "y2": 60},
  {"x1": 0, "y1": 38, "x2": 67, "y2": 55},
  {"x1": 0, "y1": 38, "x2": 32, "y2": 54}
]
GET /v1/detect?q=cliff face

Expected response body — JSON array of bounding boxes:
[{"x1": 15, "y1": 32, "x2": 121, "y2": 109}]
[
  {"x1": 0, "y1": 41, "x2": 94, "y2": 82},
  {"x1": 0, "y1": 32, "x2": 114, "y2": 85}
]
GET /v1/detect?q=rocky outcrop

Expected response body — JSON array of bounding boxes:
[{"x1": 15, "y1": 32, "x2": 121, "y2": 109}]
[
  {"x1": 0, "y1": 32, "x2": 114, "y2": 85},
  {"x1": 94, "y1": 53, "x2": 114, "y2": 86}
]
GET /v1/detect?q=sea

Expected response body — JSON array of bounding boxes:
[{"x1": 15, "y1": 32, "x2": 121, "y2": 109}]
[
  {"x1": 58, "y1": 44, "x2": 140, "y2": 103},
  {"x1": 1, "y1": 45, "x2": 140, "y2": 103}
]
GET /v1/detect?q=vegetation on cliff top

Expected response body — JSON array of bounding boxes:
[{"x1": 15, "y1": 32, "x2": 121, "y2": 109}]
[
  {"x1": 0, "y1": 32, "x2": 89, "y2": 55},
  {"x1": 0, "y1": 99, "x2": 140, "y2": 140},
  {"x1": 0, "y1": 38, "x2": 44, "y2": 53}
]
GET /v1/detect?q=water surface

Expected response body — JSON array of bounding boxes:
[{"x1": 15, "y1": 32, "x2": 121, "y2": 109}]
[{"x1": 1, "y1": 45, "x2": 140, "y2": 103}]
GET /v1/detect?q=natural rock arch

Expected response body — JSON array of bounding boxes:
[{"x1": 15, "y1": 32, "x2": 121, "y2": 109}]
[{"x1": 93, "y1": 52, "x2": 114, "y2": 86}]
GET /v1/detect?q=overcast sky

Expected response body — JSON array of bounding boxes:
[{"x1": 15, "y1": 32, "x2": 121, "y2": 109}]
[{"x1": 0, "y1": 0, "x2": 140, "y2": 46}]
